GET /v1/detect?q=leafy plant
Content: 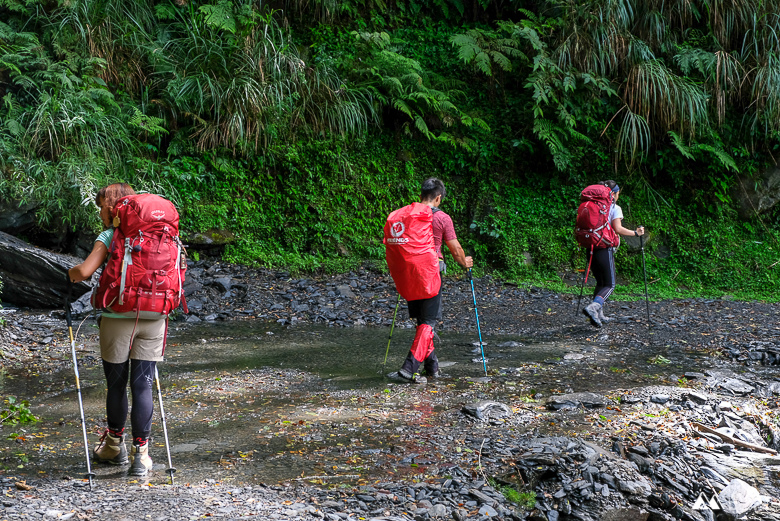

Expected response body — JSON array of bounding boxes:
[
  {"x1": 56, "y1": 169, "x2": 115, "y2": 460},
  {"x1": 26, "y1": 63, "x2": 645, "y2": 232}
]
[
  {"x1": 649, "y1": 355, "x2": 671, "y2": 365},
  {"x1": 1, "y1": 396, "x2": 37, "y2": 425},
  {"x1": 488, "y1": 478, "x2": 536, "y2": 509}
]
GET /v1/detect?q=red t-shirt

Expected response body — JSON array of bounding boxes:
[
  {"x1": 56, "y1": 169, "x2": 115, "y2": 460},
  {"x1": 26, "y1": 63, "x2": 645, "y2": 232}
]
[{"x1": 433, "y1": 210, "x2": 457, "y2": 259}]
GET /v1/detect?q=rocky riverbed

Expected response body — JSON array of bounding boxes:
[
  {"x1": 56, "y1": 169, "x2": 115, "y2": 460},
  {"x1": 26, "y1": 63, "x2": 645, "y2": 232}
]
[{"x1": 2, "y1": 261, "x2": 780, "y2": 520}]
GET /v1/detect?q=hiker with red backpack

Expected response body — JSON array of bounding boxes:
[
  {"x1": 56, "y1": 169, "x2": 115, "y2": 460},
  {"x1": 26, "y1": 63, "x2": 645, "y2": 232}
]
[
  {"x1": 384, "y1": 178, "x2": 473, "y2": 383},
  {"x1": 575, "y1": 180, "x2": 644, "y2": 328},
  {"x1": 68, "y1": 183, "x2": 186, "y2": 476}
]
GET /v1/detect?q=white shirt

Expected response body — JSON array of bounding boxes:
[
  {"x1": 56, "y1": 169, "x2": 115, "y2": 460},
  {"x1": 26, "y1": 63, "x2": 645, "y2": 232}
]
[{"x1": 609, "y1": 203, "x2": 623, "y2": 224}]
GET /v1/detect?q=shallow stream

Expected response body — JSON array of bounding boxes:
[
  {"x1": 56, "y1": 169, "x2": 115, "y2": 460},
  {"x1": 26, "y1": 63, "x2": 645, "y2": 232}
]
[{"x1": 0, "y1": 321, "x2": 727, "y2": 486}]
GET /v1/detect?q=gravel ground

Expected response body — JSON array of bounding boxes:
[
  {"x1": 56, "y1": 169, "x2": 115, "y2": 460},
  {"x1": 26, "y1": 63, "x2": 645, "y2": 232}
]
[{"x1": 2, "y1": 263, "x2": 780, "y2": 520}]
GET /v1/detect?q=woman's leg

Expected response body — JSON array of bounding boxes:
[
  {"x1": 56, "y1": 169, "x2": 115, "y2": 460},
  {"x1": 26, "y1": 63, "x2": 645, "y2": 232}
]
[
  {"x1": 128, "y1": 317, "x2": 164, "y2": 477},
  {"x1": 129, "y1": 359, "x2": 156, "y2": 444},
  {"x1": 591, "y1": 247, "x2": 616, "y2": 305},
  {"x1": 102, "y1": 360, "x2": 130, "y2": 433}
]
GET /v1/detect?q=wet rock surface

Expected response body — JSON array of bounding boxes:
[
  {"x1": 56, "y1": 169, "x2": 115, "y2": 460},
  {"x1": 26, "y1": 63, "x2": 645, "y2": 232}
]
[
  {"x1": 2, "y1": 261, "x2": 780, "y2": 520},
  {"x1": 0, "y1": 231, "x2": 92, "y2": 308}
]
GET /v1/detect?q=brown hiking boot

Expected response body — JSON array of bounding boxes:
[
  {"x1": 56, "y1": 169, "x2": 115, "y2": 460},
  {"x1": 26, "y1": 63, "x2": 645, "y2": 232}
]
[
  {"x1": 94, "y1": 430, "x2": 128, "y2": 465},
  {"x1": 129, "y1": 441, "x2": 153, "y2": 476}
]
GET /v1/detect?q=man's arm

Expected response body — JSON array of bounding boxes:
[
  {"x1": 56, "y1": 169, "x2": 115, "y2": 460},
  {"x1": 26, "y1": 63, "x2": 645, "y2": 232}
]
[{"x1": 445, "y1": 239, "x2": 473, "y2": 269}]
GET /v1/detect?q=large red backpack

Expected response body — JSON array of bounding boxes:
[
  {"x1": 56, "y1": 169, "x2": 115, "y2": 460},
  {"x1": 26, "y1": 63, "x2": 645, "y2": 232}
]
[
  {"x1": 575, "y1": 185, "x2": 619, "y2": 250},
  {"x1": 383, "y1": 203, "x2": 441, "y2": 301},
  {"x1": 92, "y1": 194, "x2": 188, "y2": 318}
]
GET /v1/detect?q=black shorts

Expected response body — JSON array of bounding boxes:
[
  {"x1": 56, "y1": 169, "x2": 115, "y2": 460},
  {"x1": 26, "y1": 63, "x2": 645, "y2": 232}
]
[{"x1": 407, "y1": 284, "x2": 442, "y2": 327}]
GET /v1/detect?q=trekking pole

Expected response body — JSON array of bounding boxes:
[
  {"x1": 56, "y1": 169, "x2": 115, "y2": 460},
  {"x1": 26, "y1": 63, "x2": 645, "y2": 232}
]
[
  {"x1": 575, "y1": 269, "x2": 586, "y2": 316},
  {"x1": 575, "y1": 246, "x2": 586, "y2": 316},
  {"x1": 65, "y1": 275, "x2": 96, "y2": 490},
  {"x1": 382, "y1": 294, "x2": 401, "y2": 372},
  {"x1": 153, "y1": 365, "x2": 176, "y2": 485},
  {"x1": 467, "y1": 269, "x2": 488, "y2": 376},
  {"x1": 640, "y1": 230, "x2": 651, "y2": 328}
]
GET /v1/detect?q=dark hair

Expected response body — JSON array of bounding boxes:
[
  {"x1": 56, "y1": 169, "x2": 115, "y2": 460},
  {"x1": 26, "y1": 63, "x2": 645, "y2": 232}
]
[
  {"x1": 95, "y1": 183, "x2": 136, "y2": 208},
  {"x1": 599, "y1": 180, "x2": 619, "y2": 192},
  {"x1": 421, "y1": 177, "x2": 446, "y2": 202}
]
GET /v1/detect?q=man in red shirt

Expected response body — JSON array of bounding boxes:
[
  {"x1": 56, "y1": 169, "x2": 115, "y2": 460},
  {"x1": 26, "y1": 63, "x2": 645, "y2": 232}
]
[{"x1": 398, "y1": 178, "x2": 473, "y2": 383}]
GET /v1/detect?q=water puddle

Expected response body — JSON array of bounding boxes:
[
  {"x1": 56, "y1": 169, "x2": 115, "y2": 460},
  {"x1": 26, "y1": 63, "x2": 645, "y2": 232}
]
[{"x1": 0, "y1": 321, "x2": 717, "y2": 486}]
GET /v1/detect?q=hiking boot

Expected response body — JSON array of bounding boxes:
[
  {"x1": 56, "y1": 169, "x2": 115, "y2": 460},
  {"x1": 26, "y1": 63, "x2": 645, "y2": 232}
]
[
  {"x1": 94, "y1": 431, "x2": 128, "y2": 465},
  {"x1": 423, "y1": 353, "x2": 439, "y2": 379},
  {"x1": 597, "y1": 306, "x2": 612, "y2": 323},
  {"x1": 583, "y1": 302, "x2": 603, "y2": 328},
  {"x1": 421, "y1": 368, "x2": 440, "y2": 379},
  {"x1": 418, "y1": 369, "x2": 441, "y2": 379},
  {"x1": 129, "y1": 441, "x2": 153, "y2": 476},
  {"x1": 397, "y1": 368, "x2": 427, "y2": 384}
]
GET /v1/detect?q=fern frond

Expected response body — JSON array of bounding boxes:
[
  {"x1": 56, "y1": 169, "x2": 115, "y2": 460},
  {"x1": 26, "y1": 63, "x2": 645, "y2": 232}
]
[{"x1": 667, "y1": 130, "x2": 693, "y2": 160}]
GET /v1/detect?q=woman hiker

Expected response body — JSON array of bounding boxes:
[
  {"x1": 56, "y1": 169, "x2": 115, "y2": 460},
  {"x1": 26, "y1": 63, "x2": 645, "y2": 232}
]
[
  {"x1": 68, "y1": 183, "x2": 162, "y2": 476},
  {"x1": 582, "y1": 180, "x2": 645, "y2": 327}
]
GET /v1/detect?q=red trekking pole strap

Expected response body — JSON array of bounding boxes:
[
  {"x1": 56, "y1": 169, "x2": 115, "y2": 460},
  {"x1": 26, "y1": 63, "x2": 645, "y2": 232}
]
[{"x1": 584, "y1": 245, "x2": 594, "y2": 284}]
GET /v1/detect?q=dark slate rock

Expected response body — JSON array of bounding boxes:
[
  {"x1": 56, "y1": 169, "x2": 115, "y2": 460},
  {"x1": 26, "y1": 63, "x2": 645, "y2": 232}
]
[
  {"x1": 547, "y1": 392, "x2": 608, "y2": 410},
  {"x1": 462, "y1": 401, "x2": 512, "y2": 421},
  {"x1": 0, "y1": 231, "x2": 91, "y2": 308}
]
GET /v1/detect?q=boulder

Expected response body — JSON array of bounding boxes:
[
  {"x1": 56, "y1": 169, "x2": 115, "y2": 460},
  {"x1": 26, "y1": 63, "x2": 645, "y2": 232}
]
[
  {"x1": 184, "y1": 229, "x2": 236, "y2": 252},
  {"x1": 733, "y1": 167, "x2": 780, "y2": 219},
  {"x1": 718, "y1": 479, "x2": 761, "y2": 517},
  {"x1": 0, "y1": 231, "x2": 91, "y2": 308},
  {"x1": 0, "y1": 198, "x2": 37, "y2": 234}
]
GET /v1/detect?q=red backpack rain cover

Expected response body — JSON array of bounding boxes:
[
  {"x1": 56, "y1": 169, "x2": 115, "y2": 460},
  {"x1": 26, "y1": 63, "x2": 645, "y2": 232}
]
[
  {"x1": 384, "y1": 203, "x2": 441, "y2": 301},
  {"x1": 92, "y1": 194, "x2": 188, "y2": 318},
  {"x1": 575, "y1": 185, "x2": 619, "y2": 249}
]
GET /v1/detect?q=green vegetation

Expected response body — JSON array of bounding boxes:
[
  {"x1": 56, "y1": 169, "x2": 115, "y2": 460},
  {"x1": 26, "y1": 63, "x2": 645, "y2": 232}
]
[
  {"x1": 649, "y1": 355, "x2": 672, "y2": 365},
  {"x1": 2, "y1": 1, "x2": 780, "y2": 298},
  {"x1": 490, "y1": 479, "x2": 537, "y2": 509},
  {"x1": 1, "y1": 396, "x2": 37, "y2": 425}
]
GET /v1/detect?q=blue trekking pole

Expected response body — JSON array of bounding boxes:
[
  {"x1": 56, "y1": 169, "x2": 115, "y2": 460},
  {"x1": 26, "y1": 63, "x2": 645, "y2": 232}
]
[{"x1": 467, "y1": 269, "x2": 487, "y2": 376}]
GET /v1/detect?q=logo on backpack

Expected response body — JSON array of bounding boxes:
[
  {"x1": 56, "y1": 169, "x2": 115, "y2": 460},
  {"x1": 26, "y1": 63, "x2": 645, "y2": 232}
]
[
  {"x1": 390, "y1": 221, "x2": 405, "y2": 237},
  {"x1": 387, "y1": 221, "x2": 408, "y2": 243},
  {"x1": 92, "y1": 193, "x2": 188, "y2": 319}
]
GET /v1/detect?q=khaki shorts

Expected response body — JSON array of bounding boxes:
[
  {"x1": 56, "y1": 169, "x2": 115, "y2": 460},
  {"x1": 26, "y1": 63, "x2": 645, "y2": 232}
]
[{"x1": 99, "y1": 316, "x2": 167, "y2": 364}]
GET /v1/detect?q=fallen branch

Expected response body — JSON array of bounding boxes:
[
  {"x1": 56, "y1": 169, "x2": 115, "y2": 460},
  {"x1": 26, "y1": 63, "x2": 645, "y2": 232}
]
[
  {"x1": 691, "y1": 422, "x2": 778, "y2": 455},
  {"x1": 294, "y1": 474, "x2": 361, "y2": 481}
]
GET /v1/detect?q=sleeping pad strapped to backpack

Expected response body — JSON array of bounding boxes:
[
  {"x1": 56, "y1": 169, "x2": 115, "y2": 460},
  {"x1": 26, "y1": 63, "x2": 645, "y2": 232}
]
[
  {"x1": 92, "y1": 193, "x2": 188, "y2": 318},
  {"x1": 384, "y1": 202, "x2": 441, "y2": 302},
  {"x1": 575, "y1": 185, "x2": 619, "y2": 250}
]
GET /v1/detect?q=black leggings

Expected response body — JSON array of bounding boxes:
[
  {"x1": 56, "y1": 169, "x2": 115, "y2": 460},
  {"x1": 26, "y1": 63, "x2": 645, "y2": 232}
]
[
  {"x1": 103, "y1": 359, "x2": 156, "y2": 443},
  {"x1": 585, "y1": 247, "x2": 616, "y2": 302}
]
